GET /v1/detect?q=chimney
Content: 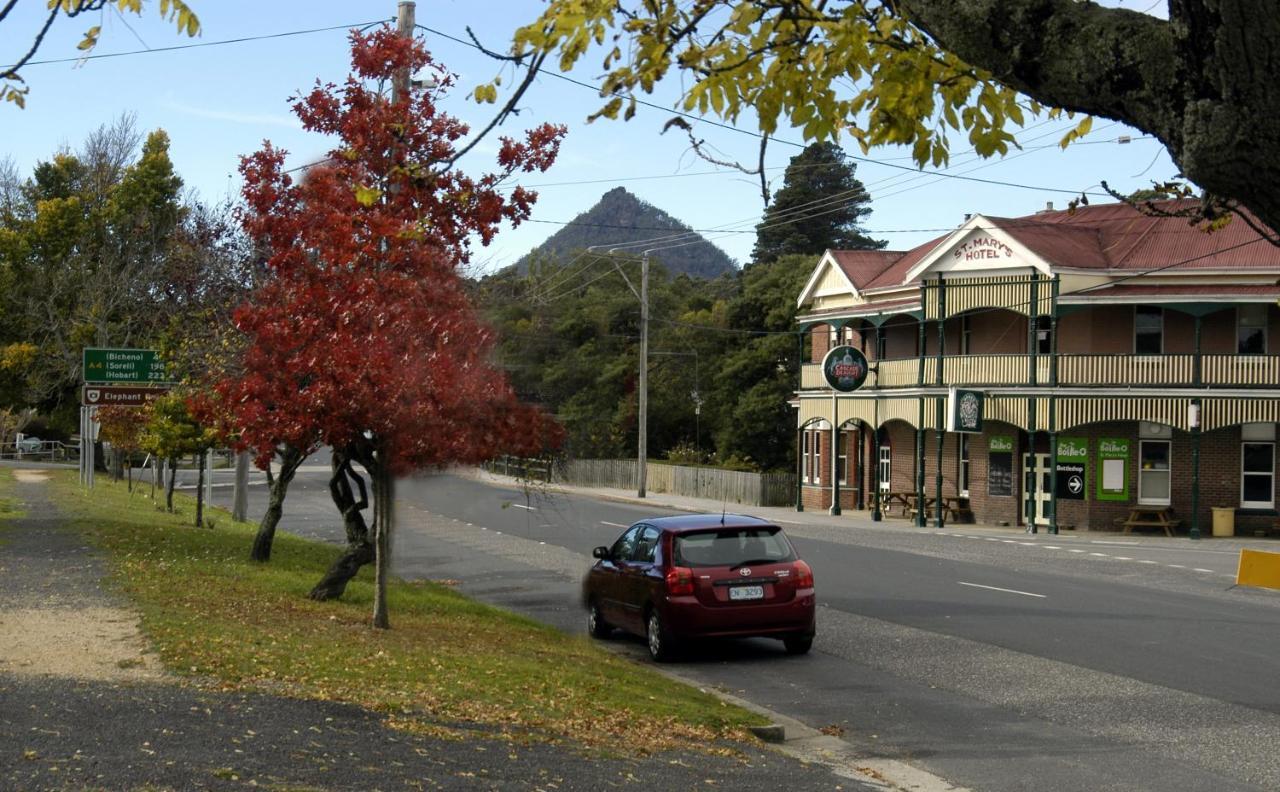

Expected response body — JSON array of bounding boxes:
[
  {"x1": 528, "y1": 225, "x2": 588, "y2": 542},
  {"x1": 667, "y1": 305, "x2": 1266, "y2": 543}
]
[
  {"x1": 1045, "y1": 201, "x2": 1055, "y2": 212},
  {"x1": 963, "y1": 213, "x2": 972, "y2": 222}
]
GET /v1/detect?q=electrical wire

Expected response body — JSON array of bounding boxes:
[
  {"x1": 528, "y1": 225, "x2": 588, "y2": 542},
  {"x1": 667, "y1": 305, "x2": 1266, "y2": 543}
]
[{"x1": 9, "y1": 19, "x2": 391, "y2": 70}]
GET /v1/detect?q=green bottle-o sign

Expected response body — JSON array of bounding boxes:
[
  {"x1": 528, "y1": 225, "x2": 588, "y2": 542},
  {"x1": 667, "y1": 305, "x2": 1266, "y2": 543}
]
[{"x1": 822, "y1": 345, "x2": 869, "y2": 392}]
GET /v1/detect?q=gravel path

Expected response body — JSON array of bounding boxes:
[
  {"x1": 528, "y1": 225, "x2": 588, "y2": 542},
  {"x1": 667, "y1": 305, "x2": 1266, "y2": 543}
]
[{"x1": 0, "y1": 471, "x2": 857, "y2": 791}]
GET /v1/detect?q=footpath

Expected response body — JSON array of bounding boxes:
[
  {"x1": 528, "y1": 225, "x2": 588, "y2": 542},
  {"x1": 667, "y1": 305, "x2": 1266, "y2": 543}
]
[{"x1": 0, "y1": 468, "x2": 865, "y2": 791}]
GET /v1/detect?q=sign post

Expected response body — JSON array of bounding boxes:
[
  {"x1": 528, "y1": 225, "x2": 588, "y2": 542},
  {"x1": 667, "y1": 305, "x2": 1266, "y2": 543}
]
[{"x1": 821, "y1": 345, "x2": 869, "y2": 516}]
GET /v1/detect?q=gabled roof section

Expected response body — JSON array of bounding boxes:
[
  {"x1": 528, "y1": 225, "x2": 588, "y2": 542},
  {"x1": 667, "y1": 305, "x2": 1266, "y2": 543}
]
[
  {"x1": 796, "y1": 249, "x2": 904, "y2": 307},
  {"x1": 902, "y1": 215, "x2": 1058, "y2": 283}
]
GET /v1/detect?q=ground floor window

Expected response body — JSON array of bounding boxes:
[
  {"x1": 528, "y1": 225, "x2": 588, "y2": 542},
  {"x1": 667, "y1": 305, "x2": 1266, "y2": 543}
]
[
  {"x1": 1138, "y1": 440, "x2": 1171, "y2": 505},
  {"x1": 802, "y1": 431, "x2": 811, "y2": 483},
  {"x1": 804, "y1": 430, "x2": 822, "y2": 485},
  {"x1": 878, "y1": 443, "x2": 891, "y2": 492},
  {"x1": 958, "y1": 434, "x2": 970, "y2": 497},
  {"x1": 1241, "y1": 442, "x2": 1275, "y2": 508}
]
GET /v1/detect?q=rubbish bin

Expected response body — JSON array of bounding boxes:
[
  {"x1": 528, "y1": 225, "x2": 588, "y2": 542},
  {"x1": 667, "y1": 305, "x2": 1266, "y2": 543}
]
[{"x1": 1212, "y1": 507, "x2": 1236, "y2": 538}]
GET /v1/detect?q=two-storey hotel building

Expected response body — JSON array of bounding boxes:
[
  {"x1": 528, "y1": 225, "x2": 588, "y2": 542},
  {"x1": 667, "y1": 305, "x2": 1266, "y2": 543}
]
[{"x1": 793, "y1": 200, "x2": 1280, "y2": 536}]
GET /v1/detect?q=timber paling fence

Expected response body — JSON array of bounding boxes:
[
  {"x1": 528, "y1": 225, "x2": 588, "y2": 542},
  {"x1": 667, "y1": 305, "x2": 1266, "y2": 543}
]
[{"x1": 486, "y1": 456, "x2": 796, "y2": 508}]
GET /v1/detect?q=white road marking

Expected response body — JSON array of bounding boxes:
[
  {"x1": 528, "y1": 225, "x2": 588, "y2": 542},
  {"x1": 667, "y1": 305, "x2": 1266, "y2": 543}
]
[
  {"x1": 601, "y1": 521, "x2": 628, "y2": 528},
  {"x1": 511, "y1": 504, "x2": 536, "y2": 511},
  {"x1": 1091, "y1": 540, "x2": 1140, "y2": 546},
  {"x1": 1067, "y1": 549, "x2": 1085, "y2": 553},
  {"x1": 1137, "y1": 560, "x2": 1158, "y2": 564},
  {"x1": 958, "y1": 581, "x2": 1046, "y2": 599},
  {"x1": 1167, "y1": 564, "x2": 1186, "y2": 569},
  {"x1": 1193, "y1": 568, "x2": 1214, "y2": 573},
  {"x1": 1001, "y1": 540, "x2": 1018, "y2": 544},
  {"x1": 1114, "y1": 556, "x2": 1133, "y2": 561},
  {"x1": 984, "y1": 538, "x2": 1000, "y2": 542},
  {"x1": 1089, "y1": 552, "x2": 1108, "y2": 557},
  {"x1": 1044, "y1": 546, "x2": 1061, "y2": 550}
]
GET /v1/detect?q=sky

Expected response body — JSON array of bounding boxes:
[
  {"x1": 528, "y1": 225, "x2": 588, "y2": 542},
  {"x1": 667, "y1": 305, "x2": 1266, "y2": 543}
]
[{"x1": 4, "y1": 0, "x2": 1179, "y2": 272}]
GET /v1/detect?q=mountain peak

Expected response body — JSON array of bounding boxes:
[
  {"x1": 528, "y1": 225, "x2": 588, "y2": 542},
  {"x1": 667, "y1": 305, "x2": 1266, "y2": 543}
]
[{"x1": 516, "y1": 189, "x2": 737, "y2": 279}]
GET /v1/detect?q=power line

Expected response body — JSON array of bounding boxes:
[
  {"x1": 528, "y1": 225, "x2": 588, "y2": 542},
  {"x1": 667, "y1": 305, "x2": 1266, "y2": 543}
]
[{"x1": 10, "y1": 20, "x2": 391, "y2": 70}]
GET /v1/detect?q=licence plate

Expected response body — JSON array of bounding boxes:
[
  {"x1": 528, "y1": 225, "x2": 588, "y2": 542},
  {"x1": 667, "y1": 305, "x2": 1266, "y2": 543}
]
[{"x1": 729, "y1": 585, "x2": 764, "y2": 601}]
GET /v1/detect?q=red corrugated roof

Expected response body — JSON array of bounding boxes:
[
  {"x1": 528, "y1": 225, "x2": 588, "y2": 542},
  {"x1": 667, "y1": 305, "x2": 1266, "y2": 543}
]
[
  {"x1": 863, "y1": 235, "x2": 945, "y2": 289},
  {"x1": 823, "y1": 200, "x2": 1280, "y2": 297},
  {"x1": 1063, "y1": 284, "x2": 1280, "y2": 300},
  {"x1": 828, "y1": 250, "x2": 904, "y2": 289},
  {"x1": 998, "y1": 200, "x2": 1278, "y2": 270}
]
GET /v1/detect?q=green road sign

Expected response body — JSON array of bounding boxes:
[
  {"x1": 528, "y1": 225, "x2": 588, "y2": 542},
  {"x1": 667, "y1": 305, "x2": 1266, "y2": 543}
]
[{"x1": 83, "y1": 348, "x2": 169, "y2": 384}]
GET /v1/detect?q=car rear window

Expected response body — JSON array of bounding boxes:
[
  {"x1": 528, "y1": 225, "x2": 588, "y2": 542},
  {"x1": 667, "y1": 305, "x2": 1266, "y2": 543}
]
[{"x1": 673, "y1": 527, "x2": 795, "y2": 568}]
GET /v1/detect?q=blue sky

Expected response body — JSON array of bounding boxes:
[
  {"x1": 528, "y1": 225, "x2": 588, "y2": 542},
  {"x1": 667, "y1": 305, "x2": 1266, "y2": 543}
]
[{"x1": 5, "y1": 0, "x2": 1178, "y2": 271}]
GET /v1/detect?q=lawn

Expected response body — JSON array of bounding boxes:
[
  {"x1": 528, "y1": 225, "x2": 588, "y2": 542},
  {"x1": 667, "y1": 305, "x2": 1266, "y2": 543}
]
[{"x1": 41, "y1": 470, "x2": 761, "y2": 750}]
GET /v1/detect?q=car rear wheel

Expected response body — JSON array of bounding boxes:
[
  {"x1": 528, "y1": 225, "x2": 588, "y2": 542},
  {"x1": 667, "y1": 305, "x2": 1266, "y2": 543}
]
[
  {"x1": 646, "y1": 609, "x2": 677, "y2": 662},
  {"x1": 783, "y1": 634, "x2": 813, "y2": 655},
  {"x1": 587, "y1": 600, "x2": 612, "y2": 639}
]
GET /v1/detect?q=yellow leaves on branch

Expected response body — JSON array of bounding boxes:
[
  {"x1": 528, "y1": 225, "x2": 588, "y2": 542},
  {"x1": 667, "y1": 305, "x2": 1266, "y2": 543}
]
[
  {"x1": 507, "y1": 0, "x2": 1092, "y2": 170},
  {"x1": 354, "y1": 185, "x2": 382, "y2": 207},
  {"x1": 58, "y1": 0, "x2": 201, "y2": 56}
]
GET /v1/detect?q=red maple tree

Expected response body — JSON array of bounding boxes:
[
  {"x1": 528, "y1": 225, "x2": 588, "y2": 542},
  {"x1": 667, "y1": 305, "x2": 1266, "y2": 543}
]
[{"x1": 210, "y1": 28, "x2": 564, "y2": 627}]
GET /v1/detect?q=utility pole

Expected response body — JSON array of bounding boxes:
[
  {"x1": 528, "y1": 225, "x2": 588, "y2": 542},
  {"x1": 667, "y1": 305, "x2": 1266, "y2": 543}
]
[
  {"x1": 585, "y1": 244, "x2": 653, "y2": 498},
  {"x1": 393, "y1": 3, "x2": 415, "y2": 104},
  {"x1": 638, "y1": 251, "x2": 649, "y2": 498},
  {"x1": 232, "y1": 449, "x2": 250, "y2": 522}
]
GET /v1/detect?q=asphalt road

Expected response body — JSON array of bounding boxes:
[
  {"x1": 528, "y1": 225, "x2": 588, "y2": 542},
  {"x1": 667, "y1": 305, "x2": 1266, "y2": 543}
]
[{"x1": 212, "y1": 466, "x2": 1280, "y2": 792}]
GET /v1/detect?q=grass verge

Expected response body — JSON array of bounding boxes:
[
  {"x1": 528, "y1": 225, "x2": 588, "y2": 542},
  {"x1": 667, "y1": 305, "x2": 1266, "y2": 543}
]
[{"x1": 45, "y1": 470, "x2": 761, "y2": 751}]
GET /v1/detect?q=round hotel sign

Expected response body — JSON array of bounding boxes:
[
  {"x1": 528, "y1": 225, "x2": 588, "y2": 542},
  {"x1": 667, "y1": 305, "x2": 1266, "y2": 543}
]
[{"x1": 821, "y1": 345, "x2": 869, "y2": 392}]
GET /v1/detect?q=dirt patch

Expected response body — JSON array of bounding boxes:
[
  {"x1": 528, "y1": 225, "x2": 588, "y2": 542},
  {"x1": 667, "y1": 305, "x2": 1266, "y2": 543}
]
[
  {"x1": 0, "y1": 606, "x2": 166, "y2": 681},
  {"x1": 12, "y1": 470, "x2": 51, "y2": 483}
]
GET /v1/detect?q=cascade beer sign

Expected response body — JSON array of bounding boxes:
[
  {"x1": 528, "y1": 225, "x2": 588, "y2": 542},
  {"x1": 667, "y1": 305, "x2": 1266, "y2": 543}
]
[{"x1": 822, "y1": 345, "x2": 869, "y2": 392}]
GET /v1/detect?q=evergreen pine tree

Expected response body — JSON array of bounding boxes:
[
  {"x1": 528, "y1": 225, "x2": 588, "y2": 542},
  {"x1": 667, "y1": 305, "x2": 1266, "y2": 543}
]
[{"x1": 752, "y1": 142, "x2": 883, "y2": 264}]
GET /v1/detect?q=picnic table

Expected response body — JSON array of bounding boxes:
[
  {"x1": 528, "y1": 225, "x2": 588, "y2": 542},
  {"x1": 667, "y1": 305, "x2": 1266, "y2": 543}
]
[
  {"x1": 1119, "y1": 506, "x2": 1181, "y2": 537},
  {"x1": 881, "y1": 491, "x2": 916, "y2": 518},
  {"x1": 908, "y1": 495, "x2": 972, "y2": 526}
]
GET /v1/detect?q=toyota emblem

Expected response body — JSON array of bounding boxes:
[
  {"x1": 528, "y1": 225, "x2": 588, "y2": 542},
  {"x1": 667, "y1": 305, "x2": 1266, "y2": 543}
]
[{"x1": 739, "y1": 567, "x2": 751, "y2": 577}]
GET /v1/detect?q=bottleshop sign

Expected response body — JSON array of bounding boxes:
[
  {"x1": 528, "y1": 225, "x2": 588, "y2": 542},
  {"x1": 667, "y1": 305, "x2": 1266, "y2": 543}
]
[
  {"x1": 822, "y1": 345, "x2": 869, "y2": 392},
  {"x1": 1055, "y1": 437, "x2": 1088, "y2": 501},
  {"x1": 946, "y1": 387, "x2": 984, "y2": 433},
  {"x1": 1097, "y1": 437, "x2": 1131, "y2": 502},
  {"x1": 989, "y1": 435, "x2": 1015, "y2": 453},
  {"x1": 83, "y1": 348, "x2": 169, "y2": 384}
]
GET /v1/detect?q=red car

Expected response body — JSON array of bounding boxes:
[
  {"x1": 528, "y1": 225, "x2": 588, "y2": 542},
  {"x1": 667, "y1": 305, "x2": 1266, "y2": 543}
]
[{"x1": 584, "y1": 514, "x2": 816, "y2": 661}]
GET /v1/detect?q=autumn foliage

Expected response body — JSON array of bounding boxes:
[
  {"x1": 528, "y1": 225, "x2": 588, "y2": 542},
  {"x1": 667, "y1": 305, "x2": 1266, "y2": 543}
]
[{"x1": 213, "y1": 28, "x2": 564, "y2": 474}]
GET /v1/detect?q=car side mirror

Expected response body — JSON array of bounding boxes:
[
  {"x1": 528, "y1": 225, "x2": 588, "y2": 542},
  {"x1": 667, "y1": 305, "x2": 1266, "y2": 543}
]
[{"x1": 592, "y1": 546, "x2": 610, "y2": 560}]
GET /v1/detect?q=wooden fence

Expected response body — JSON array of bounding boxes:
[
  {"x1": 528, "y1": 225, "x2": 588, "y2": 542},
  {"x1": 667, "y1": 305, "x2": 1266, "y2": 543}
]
[{"x1": 538, "y1": 458, "x2": 795, "y2": 507}]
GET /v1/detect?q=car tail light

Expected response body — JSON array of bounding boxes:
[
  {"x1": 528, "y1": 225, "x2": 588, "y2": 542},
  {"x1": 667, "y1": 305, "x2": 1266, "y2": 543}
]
[
  {"x1": 793, "y1": 560, "x2": 814, "y2": 588},
  {"x1": 665, "y1": 566, "x2": 694, "y2": 595}
]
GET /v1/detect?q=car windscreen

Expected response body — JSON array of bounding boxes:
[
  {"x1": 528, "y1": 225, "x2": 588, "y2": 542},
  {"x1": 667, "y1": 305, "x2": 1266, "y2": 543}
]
[{"x1": 672, "y1": 527, "x2": 795, "y2": 568}]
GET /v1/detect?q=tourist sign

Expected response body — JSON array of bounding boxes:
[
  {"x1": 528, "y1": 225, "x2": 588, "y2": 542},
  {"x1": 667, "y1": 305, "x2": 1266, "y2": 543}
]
[{"x1": 81, "y1": 385, "x2": 170, "y2": 407}]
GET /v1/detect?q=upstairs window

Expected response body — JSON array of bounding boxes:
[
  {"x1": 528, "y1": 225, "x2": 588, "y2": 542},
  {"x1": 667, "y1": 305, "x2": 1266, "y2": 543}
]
[
  {"x1": 1135, "y1": 306, "x2": 1163, "y2": 355},
  {"x1": 960, "y1": 315, "x2": 973, "y2": 355},
  {"x1": 1035, "y1": 315, "x2": 1052, "y2": 355},
  {"x1": 1238, "y1": 305, "x2": 1267, "y2": 355},
  {"x1": 875, "y1": 327, "x2": 887, "y2": 360}
]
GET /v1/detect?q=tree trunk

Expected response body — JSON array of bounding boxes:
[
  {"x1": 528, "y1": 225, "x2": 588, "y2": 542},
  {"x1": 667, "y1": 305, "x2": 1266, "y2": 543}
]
[
  {"x1": 165, "y1": 457, "x2": 177, "y2": 512},
  {"x1": 126, "y1": 461, "x2": 132, "y2": 493},
  {"x1": 232, "y1": 450, "x2": 250, "y2": 522},
  {"x1": 249, "y1": 444, "x2": 305, "y2": 562},
  {"x1": 195, "y1": 452, "x2": 205, "y2": 528},
  {"x1": 371, "y1": 460, "x2": 393, "y2": 629},
  {"x1": 309, "y1": 451, "x2": 375, "y2": 601},
  {"x1": 898, "y1": 0, "x2": 1280, "y2": 235}
]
